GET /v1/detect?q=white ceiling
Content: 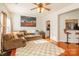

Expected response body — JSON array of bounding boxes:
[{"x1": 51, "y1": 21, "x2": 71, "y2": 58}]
[{"x1": 5, "y1": 3, "x2": 72, "y2": 15}]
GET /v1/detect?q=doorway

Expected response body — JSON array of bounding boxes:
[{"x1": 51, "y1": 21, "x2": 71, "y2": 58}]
[{"x1": 46, "y1": 20, "x2": 50, "y2": 38}]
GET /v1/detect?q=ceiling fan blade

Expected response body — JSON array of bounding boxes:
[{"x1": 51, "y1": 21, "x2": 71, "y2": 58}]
[
  {"x1": 30, "y1": 7, "x2": 37, "y2": 10},
  {"x1": 45, "y1": 3, "x2": 51, "y2": 5},
  {"x1": 33, "y1": 3, "x2": 38, "y2": 5},
  {"x1": 44, "y1": 7, "x2": 50, "y2": 11}
]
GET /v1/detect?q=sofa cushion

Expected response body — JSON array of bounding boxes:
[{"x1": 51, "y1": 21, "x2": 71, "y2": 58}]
[
  {"x1": 3, "y1": 33, "x2": 14, "y2": 41},
  {"x1": 17, "y1": 32, "x2": 24, "y2": 37},
  {"x1": 19, "y1": 30, "x2": 27, "y2": 35}
]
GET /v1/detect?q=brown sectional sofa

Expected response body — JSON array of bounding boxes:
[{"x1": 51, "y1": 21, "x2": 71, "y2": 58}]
[{"x1": 3, "y1": 30, "x2": 42, "y2": 51}]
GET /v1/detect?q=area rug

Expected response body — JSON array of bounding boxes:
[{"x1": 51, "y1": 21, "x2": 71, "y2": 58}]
[
  {"x1": 33, "y1": 39, "x2": 48, "y2": 44},
  {"x1": 16, "y1": 39, "x2": 65, "y2": 56}
]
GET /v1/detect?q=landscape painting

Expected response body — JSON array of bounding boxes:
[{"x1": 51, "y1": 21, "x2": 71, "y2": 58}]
[{"x1": 21, "y1": 16, "x2": 36, "y2": 27}]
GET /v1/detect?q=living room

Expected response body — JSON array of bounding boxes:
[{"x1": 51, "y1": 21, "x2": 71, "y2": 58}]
[{"x1": 0, "y1": 3, "x2": 79, "y2": 56}]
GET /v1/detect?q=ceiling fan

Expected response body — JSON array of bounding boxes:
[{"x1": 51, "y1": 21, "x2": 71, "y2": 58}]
[{"x1": 30, "y1": 3, "x2": 51, "y2": 13}]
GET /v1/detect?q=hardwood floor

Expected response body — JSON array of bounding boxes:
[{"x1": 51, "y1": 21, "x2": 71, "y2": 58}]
[
  {"x1": 10, "y1": 48, "x2": 16, "y2": 56},
  {"x1": 57, "y1": 42, "x2": 79, "y2": 56},
  {"x1": 46, "y1": 39, "x2": 79, "y2": 56}
]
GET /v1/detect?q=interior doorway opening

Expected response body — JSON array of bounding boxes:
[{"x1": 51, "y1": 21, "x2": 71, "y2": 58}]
[{"x1": 46, "y1": 20, "x2": 50, "y2": 39}]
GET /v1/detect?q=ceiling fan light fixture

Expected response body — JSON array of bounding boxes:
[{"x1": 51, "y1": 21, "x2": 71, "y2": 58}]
[
  {"x1": 37, "y1": 7, "x2": 44, "y2": 13},
  {"x1": 31, "y1": 3, "x2": 51, "y2": 13}
]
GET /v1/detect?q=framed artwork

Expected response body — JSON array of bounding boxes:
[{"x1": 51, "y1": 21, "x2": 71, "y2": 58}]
[{"x1": 21, "y1": 16, "x2": 36, "y2": 27}]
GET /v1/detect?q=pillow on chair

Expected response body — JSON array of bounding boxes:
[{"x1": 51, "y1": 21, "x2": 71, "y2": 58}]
[
  {"x1": 19, "y1": 30, "x2": 27, "y2": 35},
  {"x1": 3, "y1": 33, "x2": 14, "y2": 41},
  {"x1": 17, "y1": 32, "x2": 24, "y2": 37}
]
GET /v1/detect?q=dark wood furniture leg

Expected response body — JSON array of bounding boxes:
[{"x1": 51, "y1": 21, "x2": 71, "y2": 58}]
[{"x1": 66, "y1": 32, "x2": 71, "y2": 44}]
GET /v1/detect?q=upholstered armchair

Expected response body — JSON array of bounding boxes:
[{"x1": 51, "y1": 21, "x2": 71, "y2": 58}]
[{"x1": 3, "y1": 32, "x2": 26, "y2": 50}]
